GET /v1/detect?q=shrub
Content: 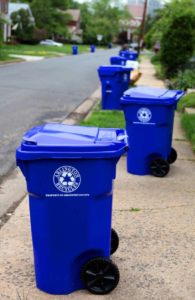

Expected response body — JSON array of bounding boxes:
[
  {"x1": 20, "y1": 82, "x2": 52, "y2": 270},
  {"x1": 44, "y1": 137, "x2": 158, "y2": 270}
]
[
  {"x1": 173, "y1": 70, "x2": 195, "y2": 90},
  {"x1": 160, "y1": 12, "x2": 195, "y2": 78}
]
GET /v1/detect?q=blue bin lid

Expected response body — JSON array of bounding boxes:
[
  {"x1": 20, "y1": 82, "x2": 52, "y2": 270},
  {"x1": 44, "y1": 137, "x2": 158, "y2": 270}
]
[
  {"x1": 98, "y1": 65, "x2": 132, "y2": 76},
  {"x1": 16, "y1": 124, "x2": 127, "y2": 160},
  {"x1": 111, "y1": 56, "x2": 127, "y2": 60},
  {"x1": 121, "y1": 87, "x2": 185, "y2": 105}
]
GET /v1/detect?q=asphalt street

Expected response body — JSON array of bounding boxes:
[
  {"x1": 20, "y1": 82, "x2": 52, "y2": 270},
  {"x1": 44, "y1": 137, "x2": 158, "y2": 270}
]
[{"x1": 0, "y1": 48, "x2": 117, "y2": 179}]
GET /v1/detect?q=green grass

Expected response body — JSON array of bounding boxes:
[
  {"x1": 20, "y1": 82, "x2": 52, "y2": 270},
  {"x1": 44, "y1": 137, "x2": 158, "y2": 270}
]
[
  {"x1": 130, "y1": 208, "x2": 141, "y2": 212},
  {"x1": 80, "y1": 104, "x2": 125, "y2": 128},
  {"x1": 181, "y1": 114, "x2": 195, "y2": 152},
  {"x1": 150, "y1": 53, "x2": 165, "y2": 80},
  {"x1": 0, "y1": 51, "x2": 22, "y2": 63},
  {"x1": 1, "y1": 43, "x2": 94, "y2": 59},
  {"x1": 177, "y1": 92, "x2": 195, "y2": 112}
]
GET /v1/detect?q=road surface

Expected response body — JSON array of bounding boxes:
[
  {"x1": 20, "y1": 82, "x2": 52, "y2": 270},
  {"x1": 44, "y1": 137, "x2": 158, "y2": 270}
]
[{"x1": 0, "y1": 49, "x2": 117, "y2": 179}]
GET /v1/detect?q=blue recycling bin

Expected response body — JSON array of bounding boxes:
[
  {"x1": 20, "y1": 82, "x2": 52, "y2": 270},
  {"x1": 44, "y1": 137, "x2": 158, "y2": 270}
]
[
  {"x1": 98, "y1": 65, "x2": 132, "y2": 110},
  {"x1": 121, "y1": 87, "x2": 185, "y2": 177},
  {"x1": 90, "y1": 45, "x2": 96, "y2": 53},
  {"x1": 110, "y1": 56, "x2": 127, "y2": 66},
  {"x1": 108, "y1": 43, "x2": 112, "y2": 49},
  {"x1": 72, "y1": 45, "x2": 78, "y2": 55},
  {"x1": 119, "y1": 50, "x2": 138, "y2": 61},
  {"x1": 16, "y1": 124, "x2": 127, "y2": 295}
]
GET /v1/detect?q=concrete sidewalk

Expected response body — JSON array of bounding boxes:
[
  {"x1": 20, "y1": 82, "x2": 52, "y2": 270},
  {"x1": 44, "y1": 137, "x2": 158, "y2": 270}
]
[{"x1": 0, "y1": 57, "x2": 195, "y2": 300}]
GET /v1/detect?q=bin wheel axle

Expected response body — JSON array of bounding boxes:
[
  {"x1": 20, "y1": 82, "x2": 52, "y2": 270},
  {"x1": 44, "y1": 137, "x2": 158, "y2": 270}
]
[
  {"x1": 150, "y1": 158, "x2": 170, "y2": 177},
  {"x1": 111, "y1": 228, "x2": 119, "y2": 255},
  {"x1": 168, "y1": 148, "x2": 177, "y2": 164},
  {"x1": 81, "y1": 257, "x2": 120, "y2": 295}
]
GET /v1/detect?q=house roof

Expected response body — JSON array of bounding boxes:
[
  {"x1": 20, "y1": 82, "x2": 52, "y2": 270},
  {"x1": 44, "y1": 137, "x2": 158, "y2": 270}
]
[
  {"x1": 128, "y1": 4, "x2": 144, "y2": 19},
  {"x1": 66, "y1": 9, "x2": 80, "y2": 22},
  {"x1": 9, "y1": 3, "x2": 33, "y2": 18}
]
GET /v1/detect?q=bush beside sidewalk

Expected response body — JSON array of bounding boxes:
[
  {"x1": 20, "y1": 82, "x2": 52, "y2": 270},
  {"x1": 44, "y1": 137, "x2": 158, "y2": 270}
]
[{"x1": 0, "y1": 57, "x2": 195, "y2": 300}]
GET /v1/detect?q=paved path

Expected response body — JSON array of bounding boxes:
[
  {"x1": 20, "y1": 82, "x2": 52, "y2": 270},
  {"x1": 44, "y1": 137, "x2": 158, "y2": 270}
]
[{"x1": 0, "y1": 57, "x2": 194, "y2": 300}]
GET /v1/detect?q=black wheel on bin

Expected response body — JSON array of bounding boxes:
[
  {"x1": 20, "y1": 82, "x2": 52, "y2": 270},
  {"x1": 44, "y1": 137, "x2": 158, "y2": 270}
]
[
  {"x1": 111, "y1": 228, "x2": 119, "y2": 255},
  {"x1": 81, "y1": 257, "x2": 120, "y2": 295},
  {"x1": 150, "y1": 158, "x2": 170, "y2": 177},
  {"x1": 168, "y1": 148, "x2": 177, "y2": 164}
]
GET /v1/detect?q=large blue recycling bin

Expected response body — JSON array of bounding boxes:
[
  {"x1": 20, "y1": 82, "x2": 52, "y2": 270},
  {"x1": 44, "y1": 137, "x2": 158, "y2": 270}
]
[
  {"x1": 16, "y1": 124, "x2": 127, "y2": 295},
  {"x1": 119, "y1": 50, "x2": 138, "y2": 61},
  {"x1": 98, "y1": 65, "x2": 132, "y2": 110},
  {"x1": 110, "y1": 56, "x2": 127, "y2": 66},
  {"x1": 121, "y1": 87, "x2": 184, "y2": 175},
  {"x1": 90, "y1": 45, "x2": 96, "y2": 53},
  {"x1": 72, "y1": 45, "x2": 78, "y2": 55}
]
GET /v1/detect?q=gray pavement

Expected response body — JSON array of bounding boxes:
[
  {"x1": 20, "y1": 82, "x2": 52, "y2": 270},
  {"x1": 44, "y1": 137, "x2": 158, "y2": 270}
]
[
  {"x1": 0, "y1": 49, "x2": 117, "y2": 179},
  {"x1": 0, "y1": 57, "x2": 194, "y2": 300}
]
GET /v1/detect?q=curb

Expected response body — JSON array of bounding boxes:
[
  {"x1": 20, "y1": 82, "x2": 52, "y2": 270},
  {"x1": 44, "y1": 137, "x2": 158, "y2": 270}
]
[{"x1": 0, "y1": 87, "x2": 101, "y2": 228}]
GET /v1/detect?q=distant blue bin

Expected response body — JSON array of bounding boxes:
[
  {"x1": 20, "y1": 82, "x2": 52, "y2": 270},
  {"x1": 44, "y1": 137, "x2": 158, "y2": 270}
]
[
  {"x1": 108, "y1": 43, "x2": 112, "y2": 49},
  {"x1": 72, "y1": 45, "x2": 78, "y2": 55},
  {"x1": 98, "y1": 65, "x2": 132, "y2": 110},
  {"x1": 110, "y1": 56, "x2": 127, "y2": 66},
  {"x1": 16, "y1": 124, "x2": 127, "y2": 295},
  {"x1": 119, "y1": 50, "x2": 138, "y2": 61},
  {"x1": 90, "y1": 45, "x2": 96, "y2": 53},
  {"x1": 121, "y1": 87, "x2": 185, "y2": 177}
]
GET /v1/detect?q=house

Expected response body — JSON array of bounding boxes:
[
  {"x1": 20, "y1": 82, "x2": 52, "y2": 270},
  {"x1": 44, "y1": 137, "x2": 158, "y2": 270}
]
[
  {"x1": 119, "y1": 4, "x2": 144, "y2": 43},
  {"x1": 66, "y1": 9, "x2": 83, "y2": 43},
  {"x1": 0, "y1": 0, "x2": 11, "y2": 41},
  {"x1": 128, "y1": 4, "x2": 144, "y2": 31},
  {"x1": 127, "y1": 0, "x2": 163, "y2": 16}
]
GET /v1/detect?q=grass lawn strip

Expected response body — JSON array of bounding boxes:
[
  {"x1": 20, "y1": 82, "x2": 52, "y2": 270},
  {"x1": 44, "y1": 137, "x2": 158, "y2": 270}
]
[
  {"x1": 177, "y1": 92, "x2": 195, "y2": 112},
  {"x1": 0, "y1": 44, "x2": 94, "y2": 59},
  {"x1": 181, "y1": 114, "x2": 195, "y2": 152},
  {"x1": 80, "y1": 104, "x2": 125, "y2": 129}
]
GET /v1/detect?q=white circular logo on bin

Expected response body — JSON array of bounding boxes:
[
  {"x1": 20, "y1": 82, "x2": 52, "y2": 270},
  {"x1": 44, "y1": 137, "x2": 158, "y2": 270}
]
[
  {"x1": 137, "y1": 107, "x2": 152, "y2": 123},
  {"x1": 53, "y1": 166, "x2": 81, "y2": 193}
]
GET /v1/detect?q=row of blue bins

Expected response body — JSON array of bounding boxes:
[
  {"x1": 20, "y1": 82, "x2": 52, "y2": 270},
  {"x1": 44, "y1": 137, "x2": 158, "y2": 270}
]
[
  {"x1": 16, "y1": 47, "x2": 185, "y2": 297},
  {"x1": 97, "y1": 49, "x2": 184, "y2": 177}
]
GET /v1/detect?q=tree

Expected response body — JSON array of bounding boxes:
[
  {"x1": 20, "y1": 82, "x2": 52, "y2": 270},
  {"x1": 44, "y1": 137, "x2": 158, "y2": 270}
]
[
  {"x1": 144, "y1": 0, "x2": 195, "y2": 77},
  {"x1": 31, "y1": 0, "x2": 71, "y2": 38},
  {"x1": 80, "y1": 0, "x2": 130, "y2": 45},
  {"x1": 11, "y1": 9, "x2": 35, "y2": 43},
  {"x1": 160, "y1": 11, "x2": 195, "y2": 77}
]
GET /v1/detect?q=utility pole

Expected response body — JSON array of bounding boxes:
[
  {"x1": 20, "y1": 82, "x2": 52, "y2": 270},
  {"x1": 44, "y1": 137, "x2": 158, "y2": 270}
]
[{"x1": 138, "y1": 0, "x2": 148, "y2": 55}]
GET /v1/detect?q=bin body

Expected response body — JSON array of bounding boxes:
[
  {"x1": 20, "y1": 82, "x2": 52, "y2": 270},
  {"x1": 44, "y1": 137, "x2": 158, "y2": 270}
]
[
  {"x1": 119, "y1": 50, "x2": 138, "y2": 61},
  {"x1": 98, "y1": 65, "x2": 132, "y2": 110},
  {"x1": 110, "y1": 56, "x2": 127, "y2": 66},
  {"x1": 121, "y1": 87, "x2": 184, "y2": 175},
  {"x1": 72, "y1": 45, "x2": 78, "y2": 55},
  {"x1": 108, "y1": 43, "x2": 112, "y2": 49},
  {"x1": 90, "y1": 45, "x2": 96, "y2": 53},
  {"x1": 16, "y1": 124, "x2": 126, "y2": 294}
]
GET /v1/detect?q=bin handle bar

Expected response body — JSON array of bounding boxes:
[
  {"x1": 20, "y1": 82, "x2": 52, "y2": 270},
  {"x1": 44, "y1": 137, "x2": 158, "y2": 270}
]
[
  {"x1": 175, "y1": 91, "x2": 185, "y2": 101},
  {"x1": 117, "y1": 130, "x2": 128, "y2": 145}
]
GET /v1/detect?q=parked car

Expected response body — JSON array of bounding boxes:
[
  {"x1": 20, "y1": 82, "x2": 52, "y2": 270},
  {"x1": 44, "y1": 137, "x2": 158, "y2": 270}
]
[{"x1": 40, "y1": 40, "x2": 63, "y2": 47}]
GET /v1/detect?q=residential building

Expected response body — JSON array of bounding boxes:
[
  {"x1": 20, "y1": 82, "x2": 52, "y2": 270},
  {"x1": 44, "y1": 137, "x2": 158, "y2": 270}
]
[
  {"x1": 66, "y1": 9, "x2": 83, "y2": 43},
  {"x1": 127, "y1": 0, "x2": 163, "y2": 16},
  {"x1": 0, "y1": 0, "x2": 10, "y2": 41}
]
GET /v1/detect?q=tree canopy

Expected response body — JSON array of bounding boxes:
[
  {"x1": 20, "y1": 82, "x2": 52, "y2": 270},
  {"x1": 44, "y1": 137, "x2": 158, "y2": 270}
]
[{"x1": 145, "y1": 0, "x2": 195, "y2": 77}]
